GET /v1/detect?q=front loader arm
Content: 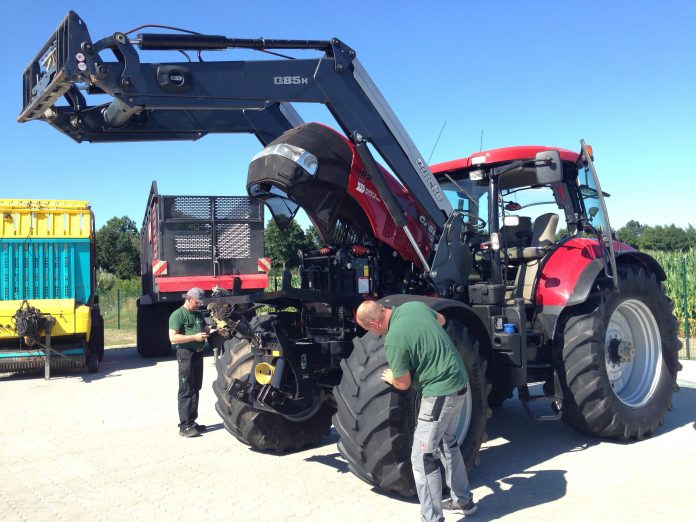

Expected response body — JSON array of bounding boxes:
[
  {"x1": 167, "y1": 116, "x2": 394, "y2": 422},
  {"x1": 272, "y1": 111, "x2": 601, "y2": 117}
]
[{"x1": 19, "y1": 11, "x2": 452, "y2": 231}]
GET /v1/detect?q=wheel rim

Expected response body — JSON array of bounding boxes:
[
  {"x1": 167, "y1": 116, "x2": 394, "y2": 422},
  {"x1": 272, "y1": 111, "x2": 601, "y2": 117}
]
[{"x1": 605, "y1": 298, "x2": 662, "y2": 407}]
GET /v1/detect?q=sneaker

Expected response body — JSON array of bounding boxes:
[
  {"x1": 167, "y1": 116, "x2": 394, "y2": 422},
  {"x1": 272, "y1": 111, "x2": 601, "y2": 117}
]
[
  {"x1": 193, "y1": 423, "x2": 207, "y2": 432},
  {"x1": 179, "y1": 425, "x2": 201, "y2": 438},
  {"x1": 442, "y1": 497, "x2": 477, "y2": 515}
]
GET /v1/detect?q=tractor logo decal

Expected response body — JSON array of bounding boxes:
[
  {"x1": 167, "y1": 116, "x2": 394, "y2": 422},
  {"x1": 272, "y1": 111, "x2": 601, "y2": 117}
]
[
  {"x1": 419, "y1": 215, "x2": 437, "y2": 237},
  {"x1": 416, "y1": 158, "x2": 444, "y2": 202},
  {"x1": 273, "y1": 76, "x2": 309, "y2": 85},
  {"x1": 356, "y1": 181, "x2": 380, "y2": 202}
]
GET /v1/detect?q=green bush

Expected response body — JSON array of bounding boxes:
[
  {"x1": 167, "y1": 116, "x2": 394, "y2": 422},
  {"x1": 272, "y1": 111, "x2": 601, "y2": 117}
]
[
  {"x1": 96, "y1": 269, "x2": 118, "y2": 292},
  {"x1": 98, "y1": 276, "x2": 139, "y2": 329}
]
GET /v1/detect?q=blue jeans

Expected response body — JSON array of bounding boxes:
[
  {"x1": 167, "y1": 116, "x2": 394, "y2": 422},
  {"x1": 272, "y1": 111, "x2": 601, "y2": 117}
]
[{"x1": 411, "y1": 391, "x2": 471, "y2": 522}]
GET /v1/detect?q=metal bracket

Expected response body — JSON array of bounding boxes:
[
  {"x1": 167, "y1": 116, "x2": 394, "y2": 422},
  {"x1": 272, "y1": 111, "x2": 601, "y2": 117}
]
[
  {"x1": 518, "y1": 384, "x2": 562, "y2": 422},
  {"x1": 329, "y1": 38, "x2": 356, "y2": 73}
]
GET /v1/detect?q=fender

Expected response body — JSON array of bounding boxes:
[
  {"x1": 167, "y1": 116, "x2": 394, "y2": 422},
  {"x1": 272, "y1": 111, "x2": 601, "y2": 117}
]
[
  {"x1": 534, "y1": 238, "x2": 665, "y2": 338},
  {"x1": 379, "y1": 294, "x2": 481, "y2": 321},
  {"x1": 535, "y1": 238, "x2": 632, "y2": 307}
]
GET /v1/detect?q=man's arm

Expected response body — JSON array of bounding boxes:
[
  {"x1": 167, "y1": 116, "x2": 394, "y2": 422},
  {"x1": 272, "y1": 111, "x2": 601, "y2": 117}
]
[
  {"x1": 381, "y1": 368, "x2": 412, "y2": 390},
  {"x1": 435, "y1": 312, "x2": 446, "y2": 327},
  {"x1": 169, "y1": 329, "x2": 208, "y2": 344}
]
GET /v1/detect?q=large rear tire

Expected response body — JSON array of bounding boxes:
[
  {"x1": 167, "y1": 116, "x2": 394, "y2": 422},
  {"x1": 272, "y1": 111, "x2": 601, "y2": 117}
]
[
  {"x1": 333, "y1": 320, "x2": 491, "y2": 497},
  {"x1": 557, "y1": 266, "x2": 681, "y2": 440},
  {"x1": 212, "y1": 315, "x2": 334, "y2": 452},
  {"x1": 136, "y1": 301, "x2": 174, "y2": 358}
]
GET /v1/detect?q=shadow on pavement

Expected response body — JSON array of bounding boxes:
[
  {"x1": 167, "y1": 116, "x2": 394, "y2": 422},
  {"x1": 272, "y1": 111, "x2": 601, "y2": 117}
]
[
  {"x1": 457, "y1": 384, "x2": 696, "y2": 520},
  {"x1": 0, "y1": 345, "x2": 178, "y2": 383},
  {"x1": 201, "y1": 422, "x2": 225, "y2": 434},
  {"x1": 298, "y1": 384, "x2": 696, "y2": 519}
]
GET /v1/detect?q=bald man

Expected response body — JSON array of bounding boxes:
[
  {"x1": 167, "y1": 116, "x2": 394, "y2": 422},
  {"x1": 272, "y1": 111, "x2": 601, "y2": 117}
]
[{"x1": 356, "y1": 300, "x2": 476, "y2": 520}]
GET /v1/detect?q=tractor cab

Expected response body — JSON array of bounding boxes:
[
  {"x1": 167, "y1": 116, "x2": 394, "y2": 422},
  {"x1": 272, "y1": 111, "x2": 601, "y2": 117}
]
[{"x1": 432, "y1": 142, "x2": 617, "y2": 307}]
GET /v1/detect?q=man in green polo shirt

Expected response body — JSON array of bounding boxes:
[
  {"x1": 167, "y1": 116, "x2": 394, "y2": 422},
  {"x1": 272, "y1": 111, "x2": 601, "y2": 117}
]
[
  {"x1": 356, "y1": 300, "x2": 476, "y2": 521},
  {"x1": 169, "y1": 287, "x2": 210, "y2": 438}
]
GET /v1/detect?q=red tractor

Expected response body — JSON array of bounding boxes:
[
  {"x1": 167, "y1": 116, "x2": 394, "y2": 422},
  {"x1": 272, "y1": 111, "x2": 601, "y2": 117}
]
[
  {"x1": 19, "y1": 12, "x2": 681, "y2": 497},
  {"x1": 223, "y1": 125, "x2": 681, "y2": 495}
]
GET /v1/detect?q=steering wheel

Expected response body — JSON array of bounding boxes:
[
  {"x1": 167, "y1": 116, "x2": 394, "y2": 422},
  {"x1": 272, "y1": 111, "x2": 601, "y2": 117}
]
[{"x1": 459, "y1": 211, "x2": 487, "y2": 232}]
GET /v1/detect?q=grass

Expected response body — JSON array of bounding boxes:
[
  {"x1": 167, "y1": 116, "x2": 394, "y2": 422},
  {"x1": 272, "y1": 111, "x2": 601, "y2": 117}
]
[{"x1": 105, "y1": 327, "x2": 136, "y2": 347}]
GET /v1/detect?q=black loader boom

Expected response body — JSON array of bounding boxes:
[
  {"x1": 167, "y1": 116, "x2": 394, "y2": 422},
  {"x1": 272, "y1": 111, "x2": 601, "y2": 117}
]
[{"x1": 19, "y1": 11, "x2": 458, "y2": 288}]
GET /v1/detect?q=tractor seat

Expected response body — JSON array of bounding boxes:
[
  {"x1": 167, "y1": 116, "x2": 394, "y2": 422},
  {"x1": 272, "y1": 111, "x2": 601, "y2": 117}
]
[{"x1": 509, "y1": 213, "x2": 559, "y2": 304}]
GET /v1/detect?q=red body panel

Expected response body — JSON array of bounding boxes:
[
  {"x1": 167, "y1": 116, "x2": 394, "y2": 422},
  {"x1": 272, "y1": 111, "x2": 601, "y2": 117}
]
[
  {"x1": 344, "y1": 150, "x2": 434, "y2": 268},
  {"x1": 431, "y1": 146, "x2": 579, "y2": 174},
  {"x1": 155, "y1": 274, "x2": 268, "y2": 293},
  {"x1": 537, "y1": 238, "x2": 634, "y2": 307}
]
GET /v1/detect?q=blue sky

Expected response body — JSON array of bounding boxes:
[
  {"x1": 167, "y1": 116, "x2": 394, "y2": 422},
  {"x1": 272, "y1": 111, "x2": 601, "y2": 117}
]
[{"x1": 2, "y1": 1, "x2": 694, "y2": 230}]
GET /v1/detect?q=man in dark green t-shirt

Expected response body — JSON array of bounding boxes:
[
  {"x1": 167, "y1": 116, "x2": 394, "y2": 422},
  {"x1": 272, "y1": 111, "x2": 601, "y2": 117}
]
[
  {"x1": 356, "y1": 300, "x2": 476, "y2": 520},
  {"x1": 169, "y1": 287, "x2": 210, "y2": 438}
]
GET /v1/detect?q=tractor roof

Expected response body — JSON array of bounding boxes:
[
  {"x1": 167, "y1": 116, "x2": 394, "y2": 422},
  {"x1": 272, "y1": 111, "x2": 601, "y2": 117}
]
[{"x1": 430, "y1": 146, "x2": 579, "y2": 175}]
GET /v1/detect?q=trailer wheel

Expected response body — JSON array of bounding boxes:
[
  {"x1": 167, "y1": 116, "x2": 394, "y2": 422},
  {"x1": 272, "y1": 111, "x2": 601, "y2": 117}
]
[
  {"x1": 212, "y1": 315, "x2": 333, "y2": 452},
  {"x1": 333, "y1": 320, "x2": 491, "y2": 497},
  {"x1": 88, "y1": 310, "x2": 105, "y2": 362},
  {"x1": 86, "y1": 350, "x2": 99, "y2": 373},
  {"x1": 557, "y1": 266, "x2": 681, "y2": 440},
  {"x1": 137, "y1": 301, "x2": 173, "y2": 358}
]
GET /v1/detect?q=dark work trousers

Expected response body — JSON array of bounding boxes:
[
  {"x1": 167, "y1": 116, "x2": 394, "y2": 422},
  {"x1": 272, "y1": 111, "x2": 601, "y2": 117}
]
[{"x1": 177, "y1": 348, "x2": 204, "y2": 428}]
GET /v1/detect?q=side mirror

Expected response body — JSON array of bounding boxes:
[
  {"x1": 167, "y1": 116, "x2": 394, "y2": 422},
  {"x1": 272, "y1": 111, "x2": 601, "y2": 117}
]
[{"x1": 535, "y1": 150, "x2": 563, "y2": 184}]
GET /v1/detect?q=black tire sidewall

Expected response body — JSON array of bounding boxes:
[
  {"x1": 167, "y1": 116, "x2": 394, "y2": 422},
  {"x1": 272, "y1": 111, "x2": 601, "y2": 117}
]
[
  {"x1": 596, "y1": 268, "x2": 678, "y2": 425},
  {"x1": 559, "y1": 266, "x2": 680, "y2": 438}
]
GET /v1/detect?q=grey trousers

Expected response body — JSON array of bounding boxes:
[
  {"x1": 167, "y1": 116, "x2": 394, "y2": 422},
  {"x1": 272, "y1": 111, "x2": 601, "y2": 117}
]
[{"x1": 411, "y1": 391, "x2": 471, "y2": 522}]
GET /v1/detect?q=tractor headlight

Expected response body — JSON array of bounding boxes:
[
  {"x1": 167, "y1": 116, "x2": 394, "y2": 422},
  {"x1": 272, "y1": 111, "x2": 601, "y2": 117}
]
[{"x1": 252, "y1": 143, "x2": 318, "y2": 175}]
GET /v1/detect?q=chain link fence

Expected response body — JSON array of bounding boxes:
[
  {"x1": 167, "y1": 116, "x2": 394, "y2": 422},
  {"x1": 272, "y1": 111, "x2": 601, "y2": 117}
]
[{"x1": 99, "y1": 288, "x2": 139, "y2": 330}]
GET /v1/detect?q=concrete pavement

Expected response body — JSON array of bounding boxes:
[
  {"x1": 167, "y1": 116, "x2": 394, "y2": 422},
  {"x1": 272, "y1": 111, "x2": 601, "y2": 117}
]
[{"x1": 1, "y1": 350, "x2": 694, "y2": 521}]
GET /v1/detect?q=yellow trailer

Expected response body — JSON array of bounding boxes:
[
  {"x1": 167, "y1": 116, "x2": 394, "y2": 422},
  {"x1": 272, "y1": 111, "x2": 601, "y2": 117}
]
[{"x1": 0, "y1": 199, "x2": 104, "y2": 378}]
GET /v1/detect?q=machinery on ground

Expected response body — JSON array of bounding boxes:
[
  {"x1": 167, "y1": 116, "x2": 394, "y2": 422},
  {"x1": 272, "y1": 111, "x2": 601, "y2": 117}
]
[
  {"x1": 0, "y1": 199, "x2": 104, "y2": 378},
  {"x1": 19, "y1": 12, "x2": 681, "y2": 496},
  {"x1": 137, "y1": 181, "x2": 267, "y2": 357}
]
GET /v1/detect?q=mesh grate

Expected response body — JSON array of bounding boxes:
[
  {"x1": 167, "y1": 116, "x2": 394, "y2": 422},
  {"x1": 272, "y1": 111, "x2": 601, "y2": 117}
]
[
  {"x1": 215, "y1": 197, "x2": 261, "y2": 221},
  {"x1": 174, "y1": 223, "x2": 212, "y2": 260},
  {"x1": 216, "y1": 223, "x2": 251, "y2": 259},
  {"x1": 171, "y1": 197, "x2": 211, "y2": 220}
]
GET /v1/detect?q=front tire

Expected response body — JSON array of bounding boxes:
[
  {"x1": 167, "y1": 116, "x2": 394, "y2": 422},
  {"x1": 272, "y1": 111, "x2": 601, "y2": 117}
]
[
  {"x1": 557, "y1": 266, "x2": 681, "y2": 440},
  {"x1": 333, "y1": 320, "x2": 491, "y2": 497},
  {"x1": 212, "y1": 315, "x2": 333, "y2": 452}
]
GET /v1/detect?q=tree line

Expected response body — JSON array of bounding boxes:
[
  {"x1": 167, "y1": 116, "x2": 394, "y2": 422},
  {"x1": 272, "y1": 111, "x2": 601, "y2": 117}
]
[
  {"x1": 95, "y1": 215, "x2": 695, "y2": 281},
  {"x1": 616, "y1": 221, "x2": 695, "y2": 252}
]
